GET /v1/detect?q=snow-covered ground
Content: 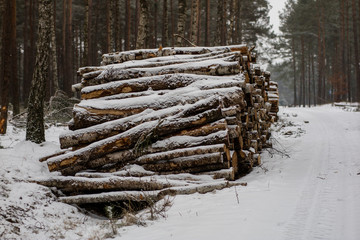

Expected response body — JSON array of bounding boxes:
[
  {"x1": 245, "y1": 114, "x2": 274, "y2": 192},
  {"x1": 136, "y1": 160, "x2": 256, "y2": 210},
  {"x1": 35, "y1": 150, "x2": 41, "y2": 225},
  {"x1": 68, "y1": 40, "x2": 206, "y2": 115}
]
[{"x1": 1, "y1": 105, "x2": 359, "y2": 240}]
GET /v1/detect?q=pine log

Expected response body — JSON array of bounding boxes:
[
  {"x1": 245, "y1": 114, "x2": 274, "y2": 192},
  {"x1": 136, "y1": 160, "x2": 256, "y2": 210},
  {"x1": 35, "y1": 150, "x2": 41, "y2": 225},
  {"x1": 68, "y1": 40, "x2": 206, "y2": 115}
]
[
  {"x1": 134, "y1": 144, "x2": 229, "y2": 165},
  {"x1": 59, "y1": 130, "x2": 231, "y2": 176},
  {"x1": 61, "y1": 96, "x2": 224, "y2": 149},
  {"x1": 172, "y1": 119, "x2": 227, "y2": 137},
  {"x1": 81, "y1": 51, "x2": 238, "y2": 87},
  {"x1": 153, "y1": 163, "x2": 227, "y2": 175},
  {"x1": 33, "y1": 176, "x2": 172, "y2": 193},
  {"x1": 59, "y1": 180, "x2": 245, "y2": 204},
  {"x1": 39, "y1": 149, "x2": 71, "y2": 162},
  {"x1": 202, "y1": 168, "x2": 235, "y2": 181},
  {"x1": 60, "y1": 106, "x2": 182, "y2": 149},
  {"x1": 72, "y1": 86, "x2": 244, "y2": 130},
  {"x1": 160, "y1": 181, "x2": 244, "y2": 196},
  {"x1": 84, "y1": 57, "x2": 241, "y2": 86},
  {"x1": 76, "y1": 165, "x2": 155, "y2": 178},
  {"x1": 78, "y1": 66, "x2": 106, "y2": 76},
  {"x1": 101, "y1": 45, "x2": 247, "y2": 65},
  {"x1": 59, "y1": 190, "x2": 161, "y2": 204},
  {"x1": 47, "y1": 108, "x2": 224, "y2": 173},
  {"x1": 81, "y1": 72, "x2": 245, "y2": 100},
  {"x1": 141, "y1": 152, "x2": 223, "y2": 173},
  {"x1": 231, "y1": 151, "x2": 240, "y2": 177}
]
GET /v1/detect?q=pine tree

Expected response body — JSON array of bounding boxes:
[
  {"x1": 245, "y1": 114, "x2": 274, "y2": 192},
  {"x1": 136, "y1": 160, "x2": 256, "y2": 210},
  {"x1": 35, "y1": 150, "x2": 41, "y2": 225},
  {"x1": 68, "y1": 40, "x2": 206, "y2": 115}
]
[
  {"x1": 26, "y1": 0, "x2": 52, "y2": 143},
  {"x1": 176, "y1": 0, "x2": 186, "y2": 46},
  {"x1": 0, "y1": 0, "x2": 16, "y2": 134},
  {"x1": 136, "y1": 0, "x2": 150, "y2": 49}
]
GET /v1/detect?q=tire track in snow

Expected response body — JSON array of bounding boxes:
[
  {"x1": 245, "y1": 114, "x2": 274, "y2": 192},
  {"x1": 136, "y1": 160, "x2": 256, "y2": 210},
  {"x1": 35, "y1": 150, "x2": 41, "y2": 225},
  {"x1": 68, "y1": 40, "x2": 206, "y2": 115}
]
[{"x1": 283, "y1": 110, "x2": 358, "y2": 240}]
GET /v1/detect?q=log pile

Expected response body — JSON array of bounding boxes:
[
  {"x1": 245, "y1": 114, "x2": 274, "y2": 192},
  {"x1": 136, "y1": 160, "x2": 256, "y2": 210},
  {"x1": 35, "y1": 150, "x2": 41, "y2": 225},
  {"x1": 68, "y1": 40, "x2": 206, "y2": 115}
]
[{"x1": 37, "y1": 45, "x2": 279, "y2": 207}]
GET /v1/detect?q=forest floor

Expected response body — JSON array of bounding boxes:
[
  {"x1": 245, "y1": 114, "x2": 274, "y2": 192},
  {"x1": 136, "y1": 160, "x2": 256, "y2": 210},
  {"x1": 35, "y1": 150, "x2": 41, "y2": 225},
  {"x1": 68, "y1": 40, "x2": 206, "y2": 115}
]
[{"x1": 0, "y1": 104, "x2": 359, "y2": 240}]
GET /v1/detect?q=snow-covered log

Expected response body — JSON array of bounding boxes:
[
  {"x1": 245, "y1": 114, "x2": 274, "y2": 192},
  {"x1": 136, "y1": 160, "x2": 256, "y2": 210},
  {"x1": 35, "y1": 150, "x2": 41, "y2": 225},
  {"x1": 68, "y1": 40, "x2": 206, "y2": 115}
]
[
  {"x1": 71, "y1": 86, "x2": 244, "y2": 130},
  {"x1": 83, "y1": 57, "x2": 241, "y2": 87},
  {"x1": 33, "y1": 176, "x2": 173, "y2": 192},
  {"x1": 100, "y1": 45, "x2": 248, "y2": 65},
  {"x1": 48, "y1": 108, "x2": 225, "y2": 173},
  {"x1": 39, "y1": 44, "x2": 279, "y2": 211}
]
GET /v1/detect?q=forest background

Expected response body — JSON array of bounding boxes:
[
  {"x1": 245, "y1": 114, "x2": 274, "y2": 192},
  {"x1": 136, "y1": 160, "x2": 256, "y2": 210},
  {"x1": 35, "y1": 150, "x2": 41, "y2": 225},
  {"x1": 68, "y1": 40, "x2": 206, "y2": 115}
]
[{"x1": 0, "y1": 0, "x2": 359, "y2": 133}]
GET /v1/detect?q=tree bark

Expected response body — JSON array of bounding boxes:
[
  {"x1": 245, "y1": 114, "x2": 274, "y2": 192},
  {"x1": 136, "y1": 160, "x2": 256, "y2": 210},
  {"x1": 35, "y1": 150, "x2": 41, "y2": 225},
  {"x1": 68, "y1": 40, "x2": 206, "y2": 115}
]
[
  {"x1": 204, "y1": 0, "x2": 210, "y2": 46},
  {"x1": 176, "y1": 0, "x2": 186, "y2": 46},
  {"x1": 141, "y1": 152, "x2": 224, "y2": 173},
  {"x1": 135, "y1": 144, "x2": 229, "y2": 165},
  {"x1": 292, "y1": 37, "x2": 297, "y2": 106},
  {"x1": 34, "y1": 176, "x2": 172, "y2": 193},
  {"x1": 300, "y1": 36, "x2": 305, "y2": 107},
  {"x1": 59, "y1": 190, "x2": 160, "y2": 204},
  {"x1": 0, "y1": 0, "x2": 12, "y2": 134},
  {"x1": 136, "y1": 0, "x2": 150, "y2": 49},
  {"x1": 26, "y1": 0, "x2": 52, "y2": 143},
  {"x1": 59, "y1": 129, "x2": 231, "y2": 176},
  {"x1": 9, "y1": 0, "x2": 18, "y2": 116},
  {"x1": 190, "y1": 0, "x2": 200, "y2": 45},
  {"x1": 50, "y1": 0, "x2": 59, "y2": 93},
  {"x1": 61, "y1": 96, "x2": 225, "y2": 149},
  {"x1": 352, "y1": 0, "x2": 360, "y2": 101},
  {"x1": 162, "y1": 0, "x2": 168, "y2": 47},
  {"x1": 125, "y1": 0, "x2": 131, "y2": 50},
  {"x1": 47, "y1": 109, "x2": 225, "y2": 172},
  {"x1": 72, "y1": 86, "x2": 243, "y2": 130},
  {"x1": 86, "y1": 55, "x2": 241, "y2": 87}
]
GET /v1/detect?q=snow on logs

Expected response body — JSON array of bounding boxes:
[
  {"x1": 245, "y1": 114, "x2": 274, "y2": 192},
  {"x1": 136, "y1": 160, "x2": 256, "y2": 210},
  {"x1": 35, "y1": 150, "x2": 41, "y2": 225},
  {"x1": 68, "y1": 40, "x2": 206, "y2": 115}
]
[{"x1": 38, "y1": 45, "x2": 279, "y2": 205}]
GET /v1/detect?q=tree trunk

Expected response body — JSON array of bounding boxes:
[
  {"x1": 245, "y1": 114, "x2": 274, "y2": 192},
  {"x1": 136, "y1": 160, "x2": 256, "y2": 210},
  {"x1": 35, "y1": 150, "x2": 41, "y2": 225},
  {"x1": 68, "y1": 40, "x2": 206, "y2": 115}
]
[
  {"x1": 291, "y1": 37, "x2": 297, "y2": 106},
  {"x1": 176, "y1": 0, "x2": 186, "y2": 46},
  {"x1": 86, "y1": 0, "x2": 93, "y2": 65},
  {"x1": 162, "y1": 0, "x2": 168, "y2": 47},
  {"x1": 204, "y1": 0, "x2": 210, "y2": 46},
  {"x1": 9, "y1": 0, "x2": 18, "y2": 116},
  {"x1": 23, "y1": 0, "x2": 36, "y2": 107},
  {"x1": 222, "y1": 0, "x2": 227, "y2": 45},
  {"x1": 317, "y1": 7, "x2": 325, "y2": 104},
  {"x1": 0, "y1": 0, "x2": 12, "y2": 134},
  {"x1": 106, "y1": 0, "x2": 112, "y2": 53},
  {"x1": 190, "y1": 0, "x2": 200, "y2": 45},
  {"x1": 136, "y1": 0, "x2": 150, "y2": 49},
  {"x1": 50, "y1": 0, "x2": 59, "y2": 93},
  {"x1": 0, "y1": 0, "x2": 3, "y2": 101},
  {"x1": 153, "y1": 0, "x2": 158, "y2": 48},
  {"x1": 345, "y1": 0, "x2": 352, "y2": 101},
  {"x1": 236, "y1": 0, "x2": 242, "y2": 43},
  {"x1": 352, "y1": 0, "x2": 360, "y2": 101},
  {"x1": 125, "y1": 0, "x2": 131, "y2": 50},
  {"x1": 65, "y1": 0, "x2": 73, "y2": 95},
  {"x1": 300, "y1": 36, "x2": 305, "y2": 107},
  {"x1": 170, "y1": 0, "x2": 175, "y2": 46},
  {"x1": 26, "y1": 0, "x2": 52, "y2": 143},
  {"x1": 114, "y1": 0, "x2": 122, "y2": 52}
]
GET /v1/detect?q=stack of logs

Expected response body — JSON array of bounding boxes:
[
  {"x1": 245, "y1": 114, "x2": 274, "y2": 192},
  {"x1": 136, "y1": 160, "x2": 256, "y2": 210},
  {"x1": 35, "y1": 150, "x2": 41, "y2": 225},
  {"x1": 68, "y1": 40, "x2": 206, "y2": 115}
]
[{"x1": 35, "y1": 45, "x2": 279, "y2": 206}]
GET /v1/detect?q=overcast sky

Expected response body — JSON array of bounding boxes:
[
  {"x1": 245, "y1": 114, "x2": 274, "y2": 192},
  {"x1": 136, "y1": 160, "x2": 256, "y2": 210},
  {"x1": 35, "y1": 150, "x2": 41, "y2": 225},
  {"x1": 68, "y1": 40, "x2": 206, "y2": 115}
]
[{"x1": 268, "y1": 0, "x2": 287, "y2": 34}]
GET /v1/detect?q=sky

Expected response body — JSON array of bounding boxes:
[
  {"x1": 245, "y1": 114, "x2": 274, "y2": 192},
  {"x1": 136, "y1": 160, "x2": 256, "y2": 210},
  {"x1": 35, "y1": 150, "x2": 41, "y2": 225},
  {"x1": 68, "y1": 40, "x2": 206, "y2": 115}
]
[{"x1": 268, "y1": 0, "x2": 287, "y2": 34}]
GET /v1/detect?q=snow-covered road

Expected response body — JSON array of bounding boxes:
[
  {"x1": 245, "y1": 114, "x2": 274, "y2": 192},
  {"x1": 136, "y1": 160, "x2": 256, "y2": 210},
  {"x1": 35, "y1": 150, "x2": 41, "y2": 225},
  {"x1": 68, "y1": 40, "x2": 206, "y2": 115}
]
[
  {"x1": 119, "y1": 106, "x2": 360, "y2": 240},
  {"x1": 1, "y1": 105, "x2": 359, "y2": 239}
]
